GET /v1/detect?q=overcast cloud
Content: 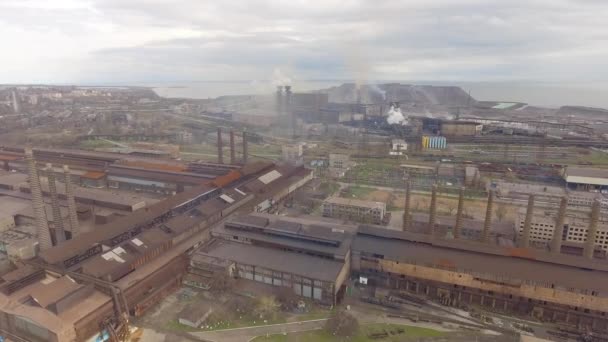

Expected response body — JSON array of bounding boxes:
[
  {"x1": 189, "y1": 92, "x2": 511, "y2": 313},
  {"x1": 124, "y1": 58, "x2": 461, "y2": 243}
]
[{"x1": 1, "y1": 0, "x2": 608, "y2": 84}]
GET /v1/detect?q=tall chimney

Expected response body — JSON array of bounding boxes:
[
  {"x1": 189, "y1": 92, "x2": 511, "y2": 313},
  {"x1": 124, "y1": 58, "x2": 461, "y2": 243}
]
[
  {"x1": 481, "y1": 190, "x2": 494, "y2": 243},
  {"x1": 45, "y1": 164, "x2": 65, "y2": 244},
  {"x1": 229, "y1": 130, "x2": 236, "y2": 164},
  {"x1": 454, "y1": 187, "x2": 465, "y2": 239},
  {"x1": 63, "y1": 165, "x2": 80, "y2": 237},
  {"x1": 285, "y1": 85, "x2": 294, "y2": 137},
  {"x1": 428, "y1": 184, "x2": 438, "y2": 235},
  {"x1": 276, "y1": 86, "x2": 283, "y2": 114},
  {"x1": 217, "y1": 127, "x2": 223, "y2": 164},
  {"x1": 402, "y1": 180, "x2": 411, "y2": 231},
  {"x1": 521, "y1": 194, "x2": 535, "y2": 248},
  {"x1": 25, "y1": 148, "x2": 52, "y2": 251},
  {"x1": 550, "y1": 196, "x2": 568, "y2": 254},
  {"x1": 584, "y1": 199, "x2": 601, "y2": 259},
  {"x1": 242, "y1": 131, "x2": 248, "y2": 163}
]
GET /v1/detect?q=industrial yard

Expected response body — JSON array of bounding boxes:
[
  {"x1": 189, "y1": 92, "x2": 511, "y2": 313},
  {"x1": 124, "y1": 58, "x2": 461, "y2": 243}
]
[{"x1": 2, "y1": 82, "x2": 608, "y2": 342}]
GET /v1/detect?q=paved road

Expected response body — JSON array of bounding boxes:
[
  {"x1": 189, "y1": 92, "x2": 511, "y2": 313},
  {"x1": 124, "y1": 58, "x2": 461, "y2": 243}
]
[{"x1": 190, "y1": 319, "x2": 328, "y2": 342}]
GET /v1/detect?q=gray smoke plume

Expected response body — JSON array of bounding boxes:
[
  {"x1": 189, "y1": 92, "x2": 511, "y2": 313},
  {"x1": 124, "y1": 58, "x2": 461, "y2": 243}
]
[{"x1": 369, "y1": 84, "x2": 386, "y2": 100}]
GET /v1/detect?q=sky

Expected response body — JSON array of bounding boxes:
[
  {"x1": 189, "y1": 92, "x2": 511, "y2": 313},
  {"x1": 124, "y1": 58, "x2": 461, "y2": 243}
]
[{"x1": 2, "y1": 0, "x2": 608, "y2": 85}]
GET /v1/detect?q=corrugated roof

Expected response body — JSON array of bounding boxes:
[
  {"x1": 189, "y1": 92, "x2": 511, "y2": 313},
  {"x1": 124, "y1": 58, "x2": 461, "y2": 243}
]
[
  {"x1": 203, "y1": 241, "x2": 344, "y2": 282},
  {"x1": 258, "y1": 170, "x2": 282, "y2": 184}
]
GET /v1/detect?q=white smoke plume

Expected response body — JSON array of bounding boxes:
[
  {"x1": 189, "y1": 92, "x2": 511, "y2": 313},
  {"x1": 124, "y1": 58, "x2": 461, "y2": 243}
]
[
  {"x1": 387, "y1": 105, "x2": 408, "y2": 125},
  {"x1": 272, "y1": 68, "x2": 292, "y2": 86}
]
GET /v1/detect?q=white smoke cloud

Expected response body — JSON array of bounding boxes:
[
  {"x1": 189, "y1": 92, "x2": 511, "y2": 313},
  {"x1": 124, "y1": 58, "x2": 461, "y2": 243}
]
[
  {"x1": 386, "y1": 105, "x2": 408, "y2": 125},
  {"x1": 272, "y1": 68, "x2": 292, "y2": 86},
  {"x1": 369, "y1": 84, "x2": 386, "y2": 100}
]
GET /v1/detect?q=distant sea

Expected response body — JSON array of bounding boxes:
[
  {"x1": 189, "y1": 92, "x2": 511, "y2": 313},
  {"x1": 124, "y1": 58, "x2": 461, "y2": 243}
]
[{"x1": 148, "y1": 80, "x2": 608, "y2": 109}]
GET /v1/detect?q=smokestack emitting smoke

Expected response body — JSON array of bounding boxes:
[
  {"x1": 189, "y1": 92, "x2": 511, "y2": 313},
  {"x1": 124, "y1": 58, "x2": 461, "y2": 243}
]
[
  {"x1": 25, "y1": 147, "x2": 52, "y2": 250},
  {"x1": 63, "y1": 165, "x2": 80, "y2": 237},
  {"x1": 386, "y1": 105, "x2": 408, "y2": 125},
  {"x1": 46, "y1": 163, "x2": 66, "y2": 244}
]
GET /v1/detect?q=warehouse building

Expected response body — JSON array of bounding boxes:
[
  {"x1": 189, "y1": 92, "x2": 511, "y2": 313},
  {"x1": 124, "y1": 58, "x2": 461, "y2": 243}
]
[
  {"x1": 352, "y1": 225, "x2": 608, "y2": 331},
  {"x1": 563, "y1": 166, "x2": 608, "y2": 191},
  {"x1": 195, "y1": 214, "x2": 354, "y2": 305},
  {"x1": 322, "y1": 197, "x2": 386, "y2": 224}
]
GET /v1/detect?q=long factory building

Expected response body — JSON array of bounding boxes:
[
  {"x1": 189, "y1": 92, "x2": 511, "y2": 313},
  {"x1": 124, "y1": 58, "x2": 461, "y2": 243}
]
[
  {"x1": 0, "y1": 147, "x2": 313, "y2": 342},
  {"x1": 184, "y1": 183, "x2": 608, "y2": 335}
]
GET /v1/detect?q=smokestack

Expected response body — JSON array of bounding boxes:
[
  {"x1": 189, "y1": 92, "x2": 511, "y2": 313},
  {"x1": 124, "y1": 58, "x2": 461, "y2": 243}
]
[
  {"x1": 428, "y1": 184, "x2": 438, "y2": 235},
  {"x1": 520, "y1": 194, "x2": 535, "y2": 248},
  {"x1": 481, "y1": 190, "x2": 494, "y2": 243},
  {"x1": 285, "y1": 85, "x2": 294, "y2": 137},
  {"x1": 242, "y1": 131, "x2": 248, "y2": 163},
  {"x1": 45, "y1": 164, "x2": 65, "y2": 244},
  {"x1": 276, "y1": 86, "x2": 283, "y2": 114},
  {"x1": 25, "y1": 148, "x2": 52, "y2": 251},
  {"x1": 63, "y1": 165, "x2": 80, "y2": 238},
  {"x1": 584, "y1": 199, "x2": 601, "y2": 259},
  {"x1": 229, "y1": 130, "x2": 235, "y2": 164},
  {"x1": 402, "y1": 180, "x2": 411, "y2": 231},
  {"x1": 217, "y1": 127, "x2": 223, "y2": 164},
  {"x1": 550, "y1": 196, "x2": 568, "y2": 254},
  {"x1": 454, "y1": 187, "x2": 465, "y2": 239}
]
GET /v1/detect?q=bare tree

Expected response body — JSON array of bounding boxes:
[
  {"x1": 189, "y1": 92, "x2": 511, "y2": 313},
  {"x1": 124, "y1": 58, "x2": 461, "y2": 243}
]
[
  {"x1": 255, "y1": 295, "x2": 279, "y2": 319},
  {"x1": 325, "y1": 309, "x2": 359, "y2": 338}
]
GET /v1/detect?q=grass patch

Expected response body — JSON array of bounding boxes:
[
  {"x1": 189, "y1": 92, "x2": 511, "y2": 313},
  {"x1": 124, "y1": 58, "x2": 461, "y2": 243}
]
[
  {"x1": 252, "y1": 323, "x2": 445, "y2": 342},
  {"x1": 164, "y1": 320, "x2": 201, "y2": 333},
  {"x1": 343, "y1": 185, "x2": 373, "y2": 199}
]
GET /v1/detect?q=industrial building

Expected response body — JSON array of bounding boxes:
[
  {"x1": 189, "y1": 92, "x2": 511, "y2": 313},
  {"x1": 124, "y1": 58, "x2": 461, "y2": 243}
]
[
  {"x1": 0, "y1": 143, "x2": 315, "y2": 342},
  {"x1": 322, "y1": 197, "x2": 387, "y2": 224},
  {"x1": 194, "y1": 214, "x2": 354, "y2": 305},
  {"x1": 563, "y1": 166, "x2": 608, "y2": 191}
]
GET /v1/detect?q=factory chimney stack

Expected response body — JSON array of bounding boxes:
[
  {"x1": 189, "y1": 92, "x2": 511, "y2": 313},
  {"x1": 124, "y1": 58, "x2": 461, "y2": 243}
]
[
  {"x1": 402, "y1": 180, "x2": 411, "y2": 231},
  {"x1": 481, "y1": 190, "x2": 494, "y2": 243},
  {"x1": 550, "y1": 196, "x2": 568, "y2": 254},
  {"x1": 584, "y1": 199, "x2": 601, "y2": 259},
  {"x1": 217, "y1": 127, "x2": 223, "y2": 164},
  {"x1": 276, "y1": 86, "x2": 284, "y2": 114},
  {"x1": 229, "y1": 130, "x2": 236, "y2": 164},
  {"x1": 46, "y1": 164, "x2": 66, "y2": 244},
  {"x1": 242, "y1": 131, "x2": 248, "y2": 164},
  {"x1": 453, "y1": 187, "x2": 465, "y2": 239},
  {"x1": 428, "y1": 184, "x2": 438, "y2": 235},
  {"x1": 520, "y1": 195, "x2": 535, "y2": 248},
  {"x1": 25, "y1": 147, "x2": 52, "y2": 251},
  {"x1": 63, "y1": 165, "x2": 80, "y2": 237}
]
